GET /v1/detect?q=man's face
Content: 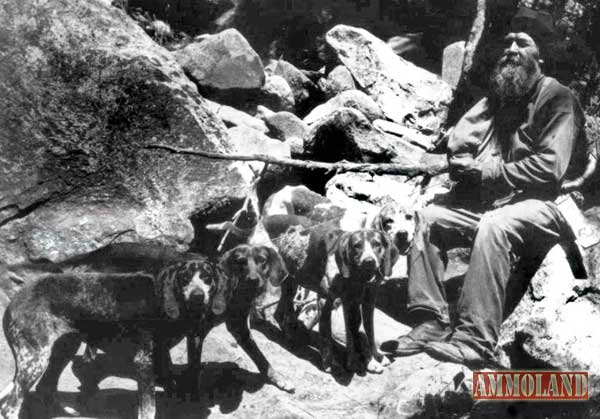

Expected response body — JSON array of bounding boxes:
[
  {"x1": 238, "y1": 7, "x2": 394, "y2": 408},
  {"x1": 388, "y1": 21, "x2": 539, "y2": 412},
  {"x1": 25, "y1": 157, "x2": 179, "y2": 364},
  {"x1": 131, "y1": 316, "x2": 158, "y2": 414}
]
[
  {"x1": 498, "y1": 32, "x2": 540, "y2": 67},
  {"x1": 490, "y1": 32, "x2": 542, "y2": 107}
]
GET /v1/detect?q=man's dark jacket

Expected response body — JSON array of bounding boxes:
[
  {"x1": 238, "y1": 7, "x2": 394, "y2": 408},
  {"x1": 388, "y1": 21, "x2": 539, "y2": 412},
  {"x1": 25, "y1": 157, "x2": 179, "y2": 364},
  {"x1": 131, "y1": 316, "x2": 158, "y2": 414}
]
[{"x1": 447, "y1": 76, "x2": 589, "y2": 209}]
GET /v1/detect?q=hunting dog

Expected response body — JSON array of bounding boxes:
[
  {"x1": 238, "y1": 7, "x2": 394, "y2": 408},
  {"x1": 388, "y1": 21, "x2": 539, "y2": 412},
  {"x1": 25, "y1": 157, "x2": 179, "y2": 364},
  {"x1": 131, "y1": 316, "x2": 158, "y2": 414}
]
[
  {"x1": 68, "y1": 243, "x2": 293, "y2": 397},
  {"x1": 0, "y1": 242, "x2": 203, "y2": 389},
  {"x1": 272, "y1": 223, "x2": 394, "y2": 374},
  {"x1": 262, "y1": 185, "x2": 414, "y2": 256},
  {"x1": 0, "y1": 244, "x2": 290, "y2": 419}
]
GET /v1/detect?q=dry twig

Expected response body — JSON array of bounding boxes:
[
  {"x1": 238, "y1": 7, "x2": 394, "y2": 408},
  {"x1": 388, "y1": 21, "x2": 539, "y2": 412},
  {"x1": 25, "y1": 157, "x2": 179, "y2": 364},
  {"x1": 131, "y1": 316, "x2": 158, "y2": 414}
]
[{"x1": 144, "y1": 143, "x2": 449, "y2": 176}]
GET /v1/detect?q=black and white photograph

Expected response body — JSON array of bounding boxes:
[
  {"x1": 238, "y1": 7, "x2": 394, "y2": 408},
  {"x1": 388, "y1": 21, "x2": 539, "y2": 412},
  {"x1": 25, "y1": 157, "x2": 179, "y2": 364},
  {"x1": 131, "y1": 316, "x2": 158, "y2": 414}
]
[{"x1": 1, "y1": 0, "x2": 600, "y2": 417}]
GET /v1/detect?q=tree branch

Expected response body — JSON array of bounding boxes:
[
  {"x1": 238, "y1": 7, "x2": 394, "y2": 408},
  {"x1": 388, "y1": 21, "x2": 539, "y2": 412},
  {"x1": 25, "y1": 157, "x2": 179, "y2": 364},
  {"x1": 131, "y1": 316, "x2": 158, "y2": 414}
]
[
  {"x1": 144, "y1": 143, "x2": 449, "y2": 176},
  {"x1": 461, "y1": 0, "x2": 487, "y2": 78}
]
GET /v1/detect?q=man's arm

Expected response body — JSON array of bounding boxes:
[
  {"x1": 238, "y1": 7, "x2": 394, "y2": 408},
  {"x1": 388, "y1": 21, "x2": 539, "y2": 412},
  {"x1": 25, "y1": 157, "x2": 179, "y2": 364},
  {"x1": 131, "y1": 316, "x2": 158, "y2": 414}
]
[{"x1": 481, "y1": 109, "x2": 579, "y2": 191}]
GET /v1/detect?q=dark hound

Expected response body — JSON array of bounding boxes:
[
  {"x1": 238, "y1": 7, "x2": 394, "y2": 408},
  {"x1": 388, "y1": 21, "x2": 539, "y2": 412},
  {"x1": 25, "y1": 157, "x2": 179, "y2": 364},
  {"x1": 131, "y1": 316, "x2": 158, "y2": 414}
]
[{"x1": 0, "y1": 244, "x2": 289, "y2": 419}]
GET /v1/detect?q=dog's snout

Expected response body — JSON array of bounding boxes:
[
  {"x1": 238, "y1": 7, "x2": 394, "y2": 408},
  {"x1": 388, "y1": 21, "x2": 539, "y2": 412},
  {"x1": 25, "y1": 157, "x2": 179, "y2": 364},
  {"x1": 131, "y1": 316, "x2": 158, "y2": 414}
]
[
  {"x1": 394, "y1": 230, "x2": 409, "y2": 246},
  {"x1": 184, "y1": 271, "x2": 211, "y2": 306},
  {"x1": 246, "y1": 273, "x2": 260, "y2": 283},
  {"x1": 189, "y1": 287, "x2": 205, "y2": 300},
  {"x1": 360, "y1": 256, "x2": 377, "y2": 270}
]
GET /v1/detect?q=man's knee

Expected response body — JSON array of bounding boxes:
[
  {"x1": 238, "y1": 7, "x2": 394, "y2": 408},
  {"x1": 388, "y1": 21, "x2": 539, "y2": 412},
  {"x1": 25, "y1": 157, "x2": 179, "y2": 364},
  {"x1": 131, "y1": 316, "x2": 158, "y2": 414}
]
[
  {"x1": 418, "y1": 205, "x2": 449, "y2": 226},
  {"x1": 413, "y1": 205, "x2": 459, "y2": 250},
  {"x1": 475, "y1": 213, "x2": 512, "y2": 244}
]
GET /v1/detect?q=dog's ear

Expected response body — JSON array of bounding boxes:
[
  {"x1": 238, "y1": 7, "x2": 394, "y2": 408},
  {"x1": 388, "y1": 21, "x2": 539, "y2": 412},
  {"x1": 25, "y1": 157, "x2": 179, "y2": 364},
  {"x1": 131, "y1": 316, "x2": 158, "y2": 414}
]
[
  {"x1": 324, "y1": 229, "x2": 344, "y2": 254},
  {"x1": 263, "y1": 246, "x2": 288, "y2": 286},
  {"x1": 381, "y1": 232, "x2": 398, "y2": 278},
  {"x1": 211, "y1": 273, "x2": 228, "y2": 316},
  {"x1": 162, "y1": 270, "x2": 180, "y2": 319},
  {"x1": 212, "y1": 248, "x2": 239, "y2": 315},
  {"x1": 335, "y1": 232, "x2": 351, "y2": 278}
]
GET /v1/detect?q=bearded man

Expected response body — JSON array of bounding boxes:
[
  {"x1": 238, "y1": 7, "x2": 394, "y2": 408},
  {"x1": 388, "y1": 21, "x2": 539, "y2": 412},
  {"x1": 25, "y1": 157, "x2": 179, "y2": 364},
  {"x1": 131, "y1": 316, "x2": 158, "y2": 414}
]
[{"x1": 381, "y1": 8, "x2": 591, "y2": 366}]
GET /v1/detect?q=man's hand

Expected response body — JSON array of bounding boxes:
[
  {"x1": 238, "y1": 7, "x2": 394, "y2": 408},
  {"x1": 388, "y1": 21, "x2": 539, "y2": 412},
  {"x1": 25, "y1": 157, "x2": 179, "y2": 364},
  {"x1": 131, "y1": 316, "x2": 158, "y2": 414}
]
[{"x1": 448, "y1": 154, "x2": 482, "y2": 183}]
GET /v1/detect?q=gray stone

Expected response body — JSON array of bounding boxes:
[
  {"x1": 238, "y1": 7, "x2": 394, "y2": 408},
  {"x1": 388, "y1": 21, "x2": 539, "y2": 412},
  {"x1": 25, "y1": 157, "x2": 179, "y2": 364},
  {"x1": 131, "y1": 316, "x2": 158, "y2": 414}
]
[
  {"x1": 264, "y1": 112, "x2": 308, "y2": 155},
  {"x1": 442, "y1": 41, "x2": 466, "y2": 89},
  {"x1": 227, "y1": 126, "x2": 290, "y2": 160},
  {"x1": 273, "y1": 59, "x2": 319, "y2": 113},
  {"x1": 304, "y1": 90, "x2": 383, "y2": 125},
  {"x1": 0, "y1": 0, "x2": 254, "y2": 264},
  {"x1": 174, "y1": 28, "x2": 265, "y2": 90},
  {"x1": 325, "y1": 172, "x2": 422, "y2": 209},
  {"x1": 326, "y1": 25, "x2": 452, "y2": 135},
  {"x1": 260, "y1": 74, "x2": 295, "y2": 113},
  {"x1": 206, "y1": 100, "x2": 269, "y2": 133},
  {"x1": 373, "y1": 119, "x2": 436, "y2": 151},
  {"x1": 318, "y1": 65, "x2": 356, "y2": 99},
  {"x1": 498, "y1": 244, "x2": 600, "y2": 397},
  {"x1": 305, "y1": 108, "x2": 396, "y2": 163}
]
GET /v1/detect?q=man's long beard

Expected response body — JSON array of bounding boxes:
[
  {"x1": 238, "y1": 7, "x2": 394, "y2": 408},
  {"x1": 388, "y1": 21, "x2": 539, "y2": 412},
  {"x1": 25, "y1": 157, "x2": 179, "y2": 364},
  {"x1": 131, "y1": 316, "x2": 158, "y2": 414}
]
[{"x1": 490, "y1": 53, "x2": 540, "y2": 109}]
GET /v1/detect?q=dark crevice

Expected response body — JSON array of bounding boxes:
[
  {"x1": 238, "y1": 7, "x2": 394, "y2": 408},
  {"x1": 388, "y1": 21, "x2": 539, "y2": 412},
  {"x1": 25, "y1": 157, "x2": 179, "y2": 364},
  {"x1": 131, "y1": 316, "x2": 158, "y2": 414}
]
[{"x1": 0, "y1": 196, "x2": 54, "y2": 228}]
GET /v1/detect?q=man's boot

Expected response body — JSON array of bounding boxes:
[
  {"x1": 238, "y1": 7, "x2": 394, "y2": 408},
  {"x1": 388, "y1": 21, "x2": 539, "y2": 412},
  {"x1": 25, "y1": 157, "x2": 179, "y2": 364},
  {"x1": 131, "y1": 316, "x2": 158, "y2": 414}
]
[{"x1": 380, "y1": 316, "x2": 451, "y2": 356}]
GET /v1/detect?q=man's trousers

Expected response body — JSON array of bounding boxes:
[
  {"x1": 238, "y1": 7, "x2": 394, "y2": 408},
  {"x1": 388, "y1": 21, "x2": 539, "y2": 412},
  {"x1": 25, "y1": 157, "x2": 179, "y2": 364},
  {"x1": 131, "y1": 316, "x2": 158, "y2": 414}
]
[{"x1": 407, "y1": 199, "x2": 569, "y2": 356}]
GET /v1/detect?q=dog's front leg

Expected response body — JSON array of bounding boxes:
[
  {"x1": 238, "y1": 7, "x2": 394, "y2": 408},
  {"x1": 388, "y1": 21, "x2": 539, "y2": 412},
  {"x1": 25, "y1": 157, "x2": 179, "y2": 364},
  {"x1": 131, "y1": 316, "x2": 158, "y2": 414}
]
[
  {"x1": 318, "y1": 296, "x2": 336, "y2": 372},
  {"x1": 226, "y1": 312, "x2": 295, "y2": 393},
  {"x1": 341, "y1": 294, "x2": 363, "y2": 373},
  {"x1": 274, "y1": 279, "x2": 302, "y2": 341},
  {"x1": 184, "y1": 325, "x2": 210, "y2": 401},
  {"x1": 361, "y1": 286, "x2": 389, "y2": 374},
  {"x1": 134, "y1": 334, "x2": 156, "y2": 419}
]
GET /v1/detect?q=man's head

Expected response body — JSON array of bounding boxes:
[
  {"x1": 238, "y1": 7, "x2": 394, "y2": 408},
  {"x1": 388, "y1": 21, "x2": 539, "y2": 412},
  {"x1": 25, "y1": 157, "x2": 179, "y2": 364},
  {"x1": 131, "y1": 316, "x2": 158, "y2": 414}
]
[
  {"x1": 489, "y1": 6, "x2": 555, "y2": 109},
  {"x1": 490, "y1": 31, "x2": 542, "y2": 108}
]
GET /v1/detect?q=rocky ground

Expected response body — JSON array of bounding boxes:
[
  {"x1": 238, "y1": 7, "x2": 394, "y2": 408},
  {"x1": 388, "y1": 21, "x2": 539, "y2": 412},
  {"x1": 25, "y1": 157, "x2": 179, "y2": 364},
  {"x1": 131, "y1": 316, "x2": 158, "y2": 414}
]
[{"x1": 0, "y1": 309, "x2": 475, "y2": 419}]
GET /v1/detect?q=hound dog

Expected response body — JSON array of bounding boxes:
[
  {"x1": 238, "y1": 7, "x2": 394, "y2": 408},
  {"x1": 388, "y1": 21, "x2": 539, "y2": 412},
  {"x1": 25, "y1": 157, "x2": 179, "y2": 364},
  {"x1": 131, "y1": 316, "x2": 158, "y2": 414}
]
[
  {"x1": 263, "y1": 184, "x2": 414, "y2": 258},
  {"x1": 273, "y1": 223, "x2": 394, "y2": 374},
  {"x1": 0, "y1": 242, "x2": 202, "y2": 390},
  {"x1": 0, "y1": 244, "x2": 290, "y2": 419}
]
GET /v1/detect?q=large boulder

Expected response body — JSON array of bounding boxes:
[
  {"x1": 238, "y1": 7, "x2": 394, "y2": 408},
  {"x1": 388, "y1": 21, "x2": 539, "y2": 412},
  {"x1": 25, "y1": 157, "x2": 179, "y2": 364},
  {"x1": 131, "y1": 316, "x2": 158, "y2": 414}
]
[
  {"x1": 260, "y1": 74, "x2": 295, "y2": 113},
  {"x1": 326, "y1": 25, "x2": 453, "y2": 135},
  {"x1": 317, "y1": 64, "x2": 356, "y2": 99},
  {"x1": 304, "y1": 90, "x2": 383, "y2": 126},
  {"x1": 206, "y1": 100, "x2": 269, "y2": 133},
  {"x1": 272, "y1": 59, "x2": 321, "y2": 115},
  {"x1": 174, "y1": 28, "x2": 265, "y2": 90},
  {"x1": 373, "y1": 119, "x2": 437, "y2": 151},
  {"x1": 304, "y1": 108, "x2": 396, "y2": 163},
  {"x1": 227, "y1": 126, "x2": 290, "y2": 161},
  {"x1": 325, "y1": 173, "x2": 423, "y2": 210},
  {"x1": 304, "y1": 107, "x2": 446, "y2": 176},
  {"x1": 498, "y1": 243, "x2": 600, "y2": 397},
  {"x1": 263, "y1": 111, "x2": 308, "y2": 156},
  {"x1": 0, "y1": 0, "x2": 254, "y2": 263}
]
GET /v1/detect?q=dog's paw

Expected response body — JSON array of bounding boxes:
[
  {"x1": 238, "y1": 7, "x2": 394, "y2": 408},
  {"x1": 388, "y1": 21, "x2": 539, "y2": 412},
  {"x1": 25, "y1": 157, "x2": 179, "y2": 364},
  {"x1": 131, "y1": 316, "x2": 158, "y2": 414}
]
[
  {"x1": 379, "y1": 355, "x2": 391, "y2": 367},
  {"x1": 267, "y1": 369, "x2": 295, "y2": 393},
  {"x1": 366, "y1": 358, "x2": 384, "y2": 374},
  {"x1": 345, "y1": 353, "x2": 363, "y2": 373},
  {"x1": 373, "y1": 350, "x2": 391, "y2": 367},
  {"x1": 320, "y1": 344, "x2": 334, "y2": 373},
  {"x1": 36, "y1": 392, "x2": 82, "y2": 417}
]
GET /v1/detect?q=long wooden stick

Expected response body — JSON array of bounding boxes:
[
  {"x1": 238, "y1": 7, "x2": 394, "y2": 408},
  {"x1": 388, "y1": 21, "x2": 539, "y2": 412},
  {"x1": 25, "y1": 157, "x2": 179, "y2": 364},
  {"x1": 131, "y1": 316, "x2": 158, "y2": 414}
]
[{"x1": 144, "y1": 143, "x2": 449, "y2": 176}]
